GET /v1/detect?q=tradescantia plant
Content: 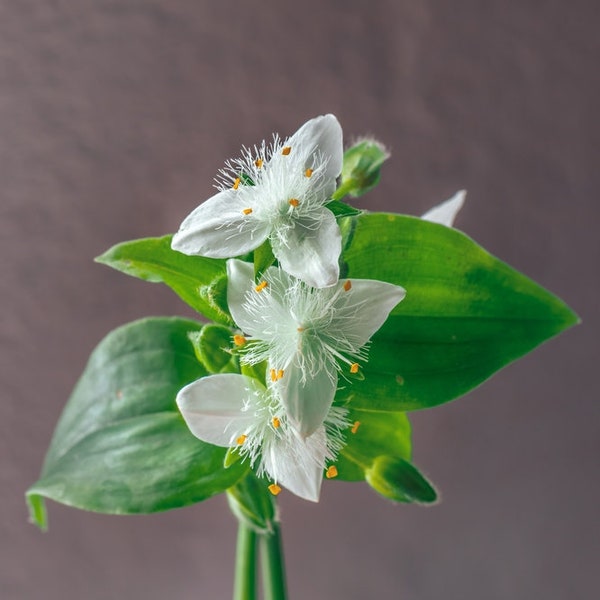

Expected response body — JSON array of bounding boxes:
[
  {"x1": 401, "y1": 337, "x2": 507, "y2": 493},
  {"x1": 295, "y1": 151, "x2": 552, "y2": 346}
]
[{"x1": 27, "y1": 115, "x2": 578, "y2": 599}]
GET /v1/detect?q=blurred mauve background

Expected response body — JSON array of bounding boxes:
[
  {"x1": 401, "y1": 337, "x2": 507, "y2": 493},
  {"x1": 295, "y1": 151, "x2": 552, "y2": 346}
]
[{"x1": 1, "y1": 1, "x2": 598, "y2": 598}]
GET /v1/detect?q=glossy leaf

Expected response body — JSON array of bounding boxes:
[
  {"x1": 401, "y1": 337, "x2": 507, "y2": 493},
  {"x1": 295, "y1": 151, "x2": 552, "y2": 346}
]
[
  {"x1": 26, "y1": 318, "x2": 247, "y2": 529},
  {"x1": 341, "y1": 213, "x2": 579, "y2": 411},
  {"x1": 95, "y1": 236, "x2": 232, "y2": 325}
]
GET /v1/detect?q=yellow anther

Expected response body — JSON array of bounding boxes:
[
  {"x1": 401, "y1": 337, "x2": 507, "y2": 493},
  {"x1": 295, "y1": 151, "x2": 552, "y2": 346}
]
[
  {"x1": 255, "y1": 280, "x2": 268, "y2": 292},
  {"x1": 233, "y1": 334, "x2": 247, "y2": 346},
  {"x1": 268, "y1": 484, "x2": 282, "y2": 496},
  {"x1": 289, "y1": 198, "x2": 300, "y2": 207},
  {"x1": 343, "y1": 280, "x2": 352, "y2": 292},
  {"x1": 272, "y1": 416, "x2": 281, "y2": 428},
  {"x1": 282, "y1": 146, "x2": 292, "y2": 155},
  {"x1": 305, "y1": 168, "x2": 313, "y2": 177},
  {"x1": 297, "y1": 326, "x2": 305, "y2": 332},
  {"x1": 270, "y1": 369, "x2": 277, "y2": 382},
  {"x1": 243, "y1": 208, "x2": 253, "y2": 215},
  {"x1": 350, "y1": 363, "x2": 360, "y2": 374},
  {"x1": 255, "y1": 158, "x2": 263, "y2": 168},
  {"x1": 325, "y1": 465, "x2": 338, "y2": 479},
  {"x1": 351, "y1": 421, "x2": 361, "y2": 434},
  {"x1": 236, "y1": 434, "x2": 247, "y2": 445},
  {"x1": 233, "y1": 177, "x2": 241, "y2": 190},
  {"x1": 277, "y1": 369, "x2": 284, "y2": 380}
]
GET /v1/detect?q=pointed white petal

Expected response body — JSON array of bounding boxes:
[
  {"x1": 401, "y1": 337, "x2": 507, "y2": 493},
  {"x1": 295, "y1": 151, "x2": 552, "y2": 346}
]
[
  {"x1": 176, "y1": 374, "x2": 261, "y2": 446},
  {"x1": 172, "y1": 189, "x2": 270, "y2": 258},
  {"x1": 272, "y1": 208, "x2": 341, "y2": 288},
  {"x1": 335, "y1": 279, "x2": 406, "y2": 347},
  {"x1": 287, "y1": 114, "x2": 343, "y2": 180},
  {"x1": 421, "y1": 190, "x2": 466, "y2": 227},
  {"x1": 276, "y1": 361, "x2": 338, "y2": 438},
  {"x1": 263, "y1": 427, "x2": 327, "y2": 502}
]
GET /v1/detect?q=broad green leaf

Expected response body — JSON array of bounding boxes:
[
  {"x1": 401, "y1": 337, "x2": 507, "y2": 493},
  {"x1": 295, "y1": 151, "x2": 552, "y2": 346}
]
[
  {"x1": 27, "y1": 318, "x2": 247, "y2": 529},
  {"x1": 95, "y1": 236, "x2": 232, "y2": 325},
  {"x1": 341, "y1": 213, "x2": 579, "y2": 412}
]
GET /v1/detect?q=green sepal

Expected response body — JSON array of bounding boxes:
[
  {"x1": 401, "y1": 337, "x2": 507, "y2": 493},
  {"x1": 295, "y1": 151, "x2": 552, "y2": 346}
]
[
  {"x1": 335, "y1": 139, "x2": 390, "y2": 199},
  {"x1": 325, "y1": 199, "x2": 362, "y2": 218},
  {"x1": 365, "y1": 457, "x2": 437, "y2": 504},
  {"x1": 95, "y1": 236, "x2": 233, "y2": 325},
  {"x1": 227, "y1": 472, "x2": 277, "y2": 535},
  {"x1": 188, "y1": 324, "x2": 238, "y2": 373},
  {"x1": 341, "y1": 213, "x2": 579, "y2": 412},
  {"x1": 26, "y1": 317, "x2": 247, "y2": 530}
]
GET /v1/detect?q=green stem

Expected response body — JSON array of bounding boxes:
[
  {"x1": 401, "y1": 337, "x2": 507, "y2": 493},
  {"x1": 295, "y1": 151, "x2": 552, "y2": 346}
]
[
  {"x1": 234, "y1": 522, "x2": 257, "y2": 600},
  {"x1": 260, "y1": 523, "x2": 288, "y2": 600}
]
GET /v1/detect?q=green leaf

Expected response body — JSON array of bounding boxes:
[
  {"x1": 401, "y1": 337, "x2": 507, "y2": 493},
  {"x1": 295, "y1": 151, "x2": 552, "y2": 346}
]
[
  {"x1": 95, "y1": 236, "x2": 232, "y2": 325},
  {"x1": 365, "y1": 457, "x2": 437, "y2": 504},
  {"x1": 26, "y1": 318, "x2": 247, "y2": 529},
  {"x1": 341, "y1": 213, "x2": 579, "y2": 412}
]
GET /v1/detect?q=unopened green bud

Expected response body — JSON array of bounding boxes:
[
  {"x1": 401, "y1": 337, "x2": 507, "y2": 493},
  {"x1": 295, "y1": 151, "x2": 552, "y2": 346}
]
[{"x1": 339, "y1": 139, "x2": 390, "y2": 198}]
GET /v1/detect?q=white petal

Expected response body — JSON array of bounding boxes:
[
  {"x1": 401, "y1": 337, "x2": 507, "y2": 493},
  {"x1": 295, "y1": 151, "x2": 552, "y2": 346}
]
[
  {"x1": 172, "y1": 189, "x2": 270, "y2": 258},
  {"x1": 176, "y1": 374, "x2": 261, "y2": 446},
  {"x1": 287, "y1": 114, "x2": 343, "y2": 180},
  {"x1": 275, "y1": 361, "x2": 338, "y2": 438},
  {"x1": 272, "y1": 208, "x2": 341, "y2": 288},
  {"x1": 335, "y1": 279, "x2": 406, "y2": 347},
  {"x1": 263, "y1": 427, "x2": 327, "y2": 502},
  {"x1": 421, "y1": 190, "x2": 466, "y2": 227}
]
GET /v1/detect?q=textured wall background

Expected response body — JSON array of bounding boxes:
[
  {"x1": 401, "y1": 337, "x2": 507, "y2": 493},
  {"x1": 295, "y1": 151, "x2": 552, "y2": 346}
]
[{"x1": 2, "y1": 1, "x2": 597, "y2": 598}]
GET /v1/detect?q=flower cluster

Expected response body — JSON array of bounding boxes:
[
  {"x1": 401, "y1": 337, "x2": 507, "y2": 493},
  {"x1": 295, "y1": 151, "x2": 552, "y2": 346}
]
[{"x1": 173, "y1": 115, "x2": 463, "y2": 501}]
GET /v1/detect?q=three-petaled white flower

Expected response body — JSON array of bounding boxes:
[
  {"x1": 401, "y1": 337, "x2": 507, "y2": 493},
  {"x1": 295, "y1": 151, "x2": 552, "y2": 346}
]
[
  {"x1": 176, "y1": 373, "x2": 349, "y2": 502},
  {"x1": 172, "y1": 115, "x2": 344, "y2": 288},
  {"x1": 227, "y1": 259, "x2": 406, "y2": 437}
]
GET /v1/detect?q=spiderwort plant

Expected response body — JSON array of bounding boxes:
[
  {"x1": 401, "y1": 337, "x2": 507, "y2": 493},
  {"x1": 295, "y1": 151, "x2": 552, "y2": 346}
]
[{"x1": 27, "y1": 115, "x2": 578, "y2": 600}]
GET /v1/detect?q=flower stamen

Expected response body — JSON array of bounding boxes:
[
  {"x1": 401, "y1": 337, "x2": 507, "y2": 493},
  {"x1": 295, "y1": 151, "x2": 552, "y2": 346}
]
[
  {"x1": 255, "y1": 281, "x2": 268, "y2": 292},
  {"x1": 350, "y1": 363, "x2": 360, "y2": 374},
  {"x1": 233, "y1": 334, "x2": 247, "y2": 346},
  {"x1": 351, "y1": 421, "x2": 361, "y2": 434},
  {"x1": 233, "y1": 177, "x2": 241, "y2": 190},
  {"x1": 281, "y1": 146, "x2": 291, "y2": 156},
  {"x1": 268, "y1": 483, "x2": 282, "y2": 496},
  {"x1": 305, "y1": 168, "x2": 313, "y2": 177},
  {"x1": 325, "y1": 465, "x2": 338, "y2": 479},
  {"x1": 272, "y1": 416, "x2": 281, "y2": 428},
  {"x1": 243, "y1": 208, "x2": 253, "y2": 215},
  {"x1": 343, "y1": 280, "x2": 352, "y2": 292},
  {"x1": 236, "y1": 434, "x2": 247, "y2": 445},
  {"x1": 255, "y1": 158, "x2": 263, "y2": 168},
  {"x1": 289, "y1": 198, "x2": 300, "y2": 207}
]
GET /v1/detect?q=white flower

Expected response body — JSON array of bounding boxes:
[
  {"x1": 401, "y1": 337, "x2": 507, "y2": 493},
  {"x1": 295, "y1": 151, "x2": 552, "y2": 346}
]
[
  {"x1": 172, "y1": 115, "x2": 344, "y2": 288},
  {"x1": 176, "y1": 373, "x2": 349, "y2": 502},
  {"x1": 421, "y1": 190, "x2": 466, "y2": 227},
  {"x1": 227, "y1": 259, "x2": 406, "y2": 437}
]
